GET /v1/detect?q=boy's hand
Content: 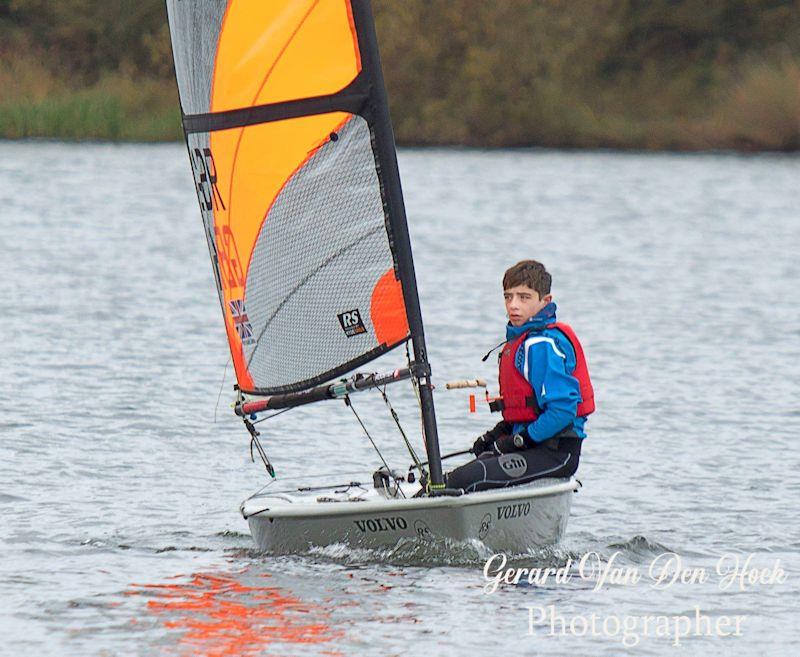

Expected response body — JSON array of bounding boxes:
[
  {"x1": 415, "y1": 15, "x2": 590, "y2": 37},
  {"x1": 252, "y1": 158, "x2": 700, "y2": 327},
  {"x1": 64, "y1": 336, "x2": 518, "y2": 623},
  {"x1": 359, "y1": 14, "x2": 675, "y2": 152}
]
[
  {"x1": 471, "y1": 434, "x2": 493, "y2": 455},
  {"x1": 471, "y1": 420, "x2": 512, "y2": 455},
  {"x1": 493, "y1": 433, "x2": 522, "y2": 453},
  {"x1": 494, "y1": 428, "x2": 531, "y2": 453},
  {"x1": 494, "y1": 428, "x2": 536, "y2": 454},
  {"x1": 512, "y1": 428, "x2": 531, "y2": 449}
]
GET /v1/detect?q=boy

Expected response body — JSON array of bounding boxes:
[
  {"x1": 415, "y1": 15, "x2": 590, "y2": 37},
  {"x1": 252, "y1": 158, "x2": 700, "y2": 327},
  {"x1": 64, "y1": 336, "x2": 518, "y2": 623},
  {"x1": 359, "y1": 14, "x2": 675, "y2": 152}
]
[{"x1": 444, "y1": 259, "x2": 594, "y2": 493}]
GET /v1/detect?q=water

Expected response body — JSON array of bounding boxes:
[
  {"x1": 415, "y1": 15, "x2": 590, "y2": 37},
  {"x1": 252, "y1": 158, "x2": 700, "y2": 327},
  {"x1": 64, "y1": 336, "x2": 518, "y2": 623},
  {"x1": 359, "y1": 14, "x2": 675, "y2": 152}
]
[{"x1": 1, "y1": 141, "x2": 798, "y2": 656}]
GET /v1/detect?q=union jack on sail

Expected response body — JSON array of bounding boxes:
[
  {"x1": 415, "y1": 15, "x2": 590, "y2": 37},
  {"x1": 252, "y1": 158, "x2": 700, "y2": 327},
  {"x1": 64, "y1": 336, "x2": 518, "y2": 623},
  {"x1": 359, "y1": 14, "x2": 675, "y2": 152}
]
[{"x1": 229, "y1": 299, "x2": 254, "y2": 344}]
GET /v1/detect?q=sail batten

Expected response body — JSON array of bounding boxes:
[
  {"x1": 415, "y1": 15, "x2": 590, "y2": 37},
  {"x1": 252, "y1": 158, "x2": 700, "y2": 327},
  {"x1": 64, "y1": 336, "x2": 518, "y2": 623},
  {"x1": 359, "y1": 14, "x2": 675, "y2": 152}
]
[{"x1": 181, "y1": 83, "x2": 369, "y2": 134}]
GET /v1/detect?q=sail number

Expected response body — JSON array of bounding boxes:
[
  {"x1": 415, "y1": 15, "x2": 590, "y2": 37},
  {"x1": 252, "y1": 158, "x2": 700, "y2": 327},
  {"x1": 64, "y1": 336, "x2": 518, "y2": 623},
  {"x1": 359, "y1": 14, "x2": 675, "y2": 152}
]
[
  {"x1": 189, "y1": 146, "x2": 243, "y2": 291},
  {"x1": 215, "y1": 225, "x2": 245, "y2": 291},
  {"x1": 191, "y1": 147, "x2": 225, "y2": 212}
]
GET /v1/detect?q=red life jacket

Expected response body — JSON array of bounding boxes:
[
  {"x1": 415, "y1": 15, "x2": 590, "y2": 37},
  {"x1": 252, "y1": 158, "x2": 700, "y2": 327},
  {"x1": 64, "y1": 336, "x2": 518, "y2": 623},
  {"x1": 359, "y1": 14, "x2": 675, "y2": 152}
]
[{"x1": 493, "y1": 322, "x2": 595, "y2": 423}]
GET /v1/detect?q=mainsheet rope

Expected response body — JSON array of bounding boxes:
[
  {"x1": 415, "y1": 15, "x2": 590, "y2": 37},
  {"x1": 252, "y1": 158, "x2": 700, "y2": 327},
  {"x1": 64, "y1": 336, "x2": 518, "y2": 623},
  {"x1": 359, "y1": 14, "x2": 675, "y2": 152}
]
[
  {"x1": 344, "y1": 395, "x2": 407, "y2": 498},
  {"x1": 378, "y1": 384, "x2": 425, "y2": 477}
]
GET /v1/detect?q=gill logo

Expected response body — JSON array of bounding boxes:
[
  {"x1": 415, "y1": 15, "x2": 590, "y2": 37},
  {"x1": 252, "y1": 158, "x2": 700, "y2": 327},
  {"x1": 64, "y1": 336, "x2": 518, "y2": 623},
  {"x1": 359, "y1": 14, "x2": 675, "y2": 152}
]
[{"x1": 498, "y1": 453, "x2": 527, "y2": 478}]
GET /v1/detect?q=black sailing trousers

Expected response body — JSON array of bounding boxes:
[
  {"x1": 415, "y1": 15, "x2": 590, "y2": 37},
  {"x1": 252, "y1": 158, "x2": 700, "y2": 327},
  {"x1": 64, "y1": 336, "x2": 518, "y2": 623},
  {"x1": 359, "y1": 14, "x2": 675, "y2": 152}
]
[{"x1": 444, "y1": 435, "x2": 582, "y2": 494}]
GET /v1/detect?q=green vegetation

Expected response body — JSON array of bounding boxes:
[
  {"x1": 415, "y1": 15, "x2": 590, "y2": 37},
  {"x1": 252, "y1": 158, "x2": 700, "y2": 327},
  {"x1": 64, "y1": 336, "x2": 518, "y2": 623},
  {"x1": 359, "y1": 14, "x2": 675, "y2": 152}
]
[
  {"x1": 0, "y1": 0, "x2": 180, "y2": 140},
  {"x1": 1, "y1": 0, "x2": 798, "y2": 150},
  {"x1": 0, "y1": 59, "x2": 181, "y2": 140}
]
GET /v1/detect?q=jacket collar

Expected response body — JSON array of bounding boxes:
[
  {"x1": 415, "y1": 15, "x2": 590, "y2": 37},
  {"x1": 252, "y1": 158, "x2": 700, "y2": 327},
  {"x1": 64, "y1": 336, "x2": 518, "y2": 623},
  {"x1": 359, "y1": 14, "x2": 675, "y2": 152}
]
[{"x1": 505, "y1": 302, "x2": 557, "y2": 341}]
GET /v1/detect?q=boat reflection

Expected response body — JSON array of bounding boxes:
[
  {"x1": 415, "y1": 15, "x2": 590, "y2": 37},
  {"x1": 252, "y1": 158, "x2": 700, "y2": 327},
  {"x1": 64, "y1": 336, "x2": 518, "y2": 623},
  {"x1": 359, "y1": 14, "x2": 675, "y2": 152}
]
[{"x1": 127, "y1": 569, "x2": 344, "y2": 656}]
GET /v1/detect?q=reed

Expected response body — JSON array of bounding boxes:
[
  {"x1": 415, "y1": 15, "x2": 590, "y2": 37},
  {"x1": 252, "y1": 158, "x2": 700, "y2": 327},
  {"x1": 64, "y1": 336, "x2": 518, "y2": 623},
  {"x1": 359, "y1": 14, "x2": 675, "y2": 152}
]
[
  {"x1": 0, "y1": 57, "x2": 181, "y2": 141},
  {"x1": 0, "y1": 53, "x2": 797, "y2": 150}
]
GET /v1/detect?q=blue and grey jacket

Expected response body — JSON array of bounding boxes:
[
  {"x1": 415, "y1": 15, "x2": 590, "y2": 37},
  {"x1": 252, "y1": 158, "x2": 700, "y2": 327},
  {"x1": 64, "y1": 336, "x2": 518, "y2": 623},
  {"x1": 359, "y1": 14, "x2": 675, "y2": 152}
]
[{"x1": 505, "y1": 302, "x2": 587, "y2": 443}]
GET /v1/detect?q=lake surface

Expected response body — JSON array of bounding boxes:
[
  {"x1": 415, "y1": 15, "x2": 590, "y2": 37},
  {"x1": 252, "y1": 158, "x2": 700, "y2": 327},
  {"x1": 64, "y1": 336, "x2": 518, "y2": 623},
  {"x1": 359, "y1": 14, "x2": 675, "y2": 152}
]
[{"x1": 1, "y1": 141, "x2": 798, "y2": 656}]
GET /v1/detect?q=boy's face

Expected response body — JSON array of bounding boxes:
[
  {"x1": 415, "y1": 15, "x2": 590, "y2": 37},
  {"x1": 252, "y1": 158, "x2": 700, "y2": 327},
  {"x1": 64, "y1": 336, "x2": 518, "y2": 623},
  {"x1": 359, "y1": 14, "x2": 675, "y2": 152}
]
[{"x1": 503, "y1": 285, "x2": 551, "y2": 327}]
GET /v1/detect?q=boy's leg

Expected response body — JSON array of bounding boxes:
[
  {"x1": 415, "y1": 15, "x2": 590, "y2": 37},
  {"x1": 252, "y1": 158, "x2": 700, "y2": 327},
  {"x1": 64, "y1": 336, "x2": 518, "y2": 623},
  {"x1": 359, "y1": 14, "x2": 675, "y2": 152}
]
[{"x1": 445, "y1": 436, "x2": 581, "y2": 493}]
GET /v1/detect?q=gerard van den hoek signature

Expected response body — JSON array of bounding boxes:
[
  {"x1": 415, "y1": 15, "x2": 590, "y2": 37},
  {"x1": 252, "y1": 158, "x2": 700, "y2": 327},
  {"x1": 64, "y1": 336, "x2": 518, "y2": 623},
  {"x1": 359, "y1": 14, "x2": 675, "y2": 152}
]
[{"x1": 483, "y1": 551, "x2": 788, "y2": 594}]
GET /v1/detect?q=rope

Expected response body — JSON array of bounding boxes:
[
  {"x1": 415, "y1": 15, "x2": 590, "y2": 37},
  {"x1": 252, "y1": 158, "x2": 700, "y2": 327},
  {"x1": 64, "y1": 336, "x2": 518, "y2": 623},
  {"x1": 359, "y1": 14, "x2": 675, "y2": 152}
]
[
  {"x1": 345, "y1": 396, "x2": 406, "y2": 499},
  {"x1": 298, "y1": 481, "x2": 368, "y2": 493},
  {"x1": 245, "y1": 418, "x2": 275, "y2": 478},
  {"x1": 378, "y1": 384, "x2": 424, "y2": 478},
  {"x1": 345, "y1": 396, "x2": 391, "y2": 472},
  {"x1": 251, "y1": 406, "x2": 293, "y2": 424},
  {"x1": 406, "y1": 342, "x2": 427, "y2": 449},
  {"x1": 213, "y1": 358, "x2": 230, "y2": 423},
  {"x1": 243, "y1": 470, "x2": 387, "y2": 501}
]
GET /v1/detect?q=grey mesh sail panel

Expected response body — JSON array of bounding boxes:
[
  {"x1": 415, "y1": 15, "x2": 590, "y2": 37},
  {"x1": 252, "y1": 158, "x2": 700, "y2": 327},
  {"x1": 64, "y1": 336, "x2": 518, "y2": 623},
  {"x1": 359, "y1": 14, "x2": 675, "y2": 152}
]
[
  {"x1": 165, "y1": 0, "x2": 227, "y2": 115},
  {"x1": 244, "y1": 115, "x2": 404, "y2": 392}
]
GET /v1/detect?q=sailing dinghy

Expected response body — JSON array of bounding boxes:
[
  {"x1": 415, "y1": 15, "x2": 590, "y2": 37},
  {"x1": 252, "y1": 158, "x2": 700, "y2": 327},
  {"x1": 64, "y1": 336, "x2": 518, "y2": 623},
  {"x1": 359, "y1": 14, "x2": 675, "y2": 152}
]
[{"x1": 166, "y1": 0, "x2": 579, "y2": 554}]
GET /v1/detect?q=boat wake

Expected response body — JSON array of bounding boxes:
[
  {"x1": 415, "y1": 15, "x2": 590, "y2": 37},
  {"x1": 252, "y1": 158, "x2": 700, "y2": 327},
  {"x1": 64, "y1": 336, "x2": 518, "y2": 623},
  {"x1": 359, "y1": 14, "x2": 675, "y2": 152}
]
[
  {"x1": 226, "y1": 536, "x2": 586, "y2": 569},
  {"x1": 606, "y1": 534, "x2": 677, "y2": 561}
]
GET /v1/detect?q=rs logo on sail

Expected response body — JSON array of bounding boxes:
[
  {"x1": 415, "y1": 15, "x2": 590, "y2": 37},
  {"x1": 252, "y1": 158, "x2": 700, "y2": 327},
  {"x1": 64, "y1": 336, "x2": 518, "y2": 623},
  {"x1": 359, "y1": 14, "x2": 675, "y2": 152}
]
[
  {"x1": 496, "y1": 502, "x2": 531, "y2": 520},
  {"x1": 354, "y1": 516, "x2": 408, "y2": 533},
  {"x1": 338, "y1": 309, "x2": 367, "y2": 337}
]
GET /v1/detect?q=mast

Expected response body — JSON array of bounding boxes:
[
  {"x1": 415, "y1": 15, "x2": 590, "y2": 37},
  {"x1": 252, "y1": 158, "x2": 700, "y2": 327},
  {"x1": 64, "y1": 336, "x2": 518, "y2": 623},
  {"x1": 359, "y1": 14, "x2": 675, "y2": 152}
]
[
  {"x1": 351, "y1": 1, "x2": 444, "y2": 490},
  {"x1": 167, "y1": 0, "x2": 444, "y2": 490}
]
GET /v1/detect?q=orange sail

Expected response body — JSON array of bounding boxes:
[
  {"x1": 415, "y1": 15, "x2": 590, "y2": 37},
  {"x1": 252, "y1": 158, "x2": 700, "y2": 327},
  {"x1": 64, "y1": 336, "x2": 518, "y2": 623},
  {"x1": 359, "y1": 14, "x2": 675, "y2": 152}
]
[{"x1": 166, "y1": 1, "x2": 411, "y2": 394}]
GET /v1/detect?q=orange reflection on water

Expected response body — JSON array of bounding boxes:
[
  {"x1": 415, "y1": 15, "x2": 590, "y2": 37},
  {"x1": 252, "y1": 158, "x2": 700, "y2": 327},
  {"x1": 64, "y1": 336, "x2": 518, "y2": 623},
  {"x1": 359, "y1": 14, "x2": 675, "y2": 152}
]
[{"x1": 127, "y1": 571, "x2": 344, "y2": 657}]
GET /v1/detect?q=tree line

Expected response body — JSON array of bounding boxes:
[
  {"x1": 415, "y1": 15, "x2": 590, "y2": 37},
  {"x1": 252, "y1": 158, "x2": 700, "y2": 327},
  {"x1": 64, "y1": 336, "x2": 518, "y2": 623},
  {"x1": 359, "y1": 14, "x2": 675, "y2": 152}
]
[{"x1": 1, "y1": 0, "x2": 798, "y2": 149}]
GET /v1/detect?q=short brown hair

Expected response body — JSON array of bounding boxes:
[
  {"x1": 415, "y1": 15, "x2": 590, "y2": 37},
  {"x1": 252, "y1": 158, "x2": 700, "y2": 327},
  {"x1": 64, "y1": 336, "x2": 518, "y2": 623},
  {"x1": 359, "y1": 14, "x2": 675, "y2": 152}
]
[{"x1": 503, "y1": 260, "x2": 551, "y2": 296}]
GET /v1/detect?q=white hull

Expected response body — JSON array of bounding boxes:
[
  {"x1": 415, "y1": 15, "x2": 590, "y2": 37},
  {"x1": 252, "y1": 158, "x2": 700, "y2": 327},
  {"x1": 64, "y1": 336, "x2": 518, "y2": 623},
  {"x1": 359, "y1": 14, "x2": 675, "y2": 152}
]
[{"x1": 241, "y1": 477, "x2": 579, "y2": 554}]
